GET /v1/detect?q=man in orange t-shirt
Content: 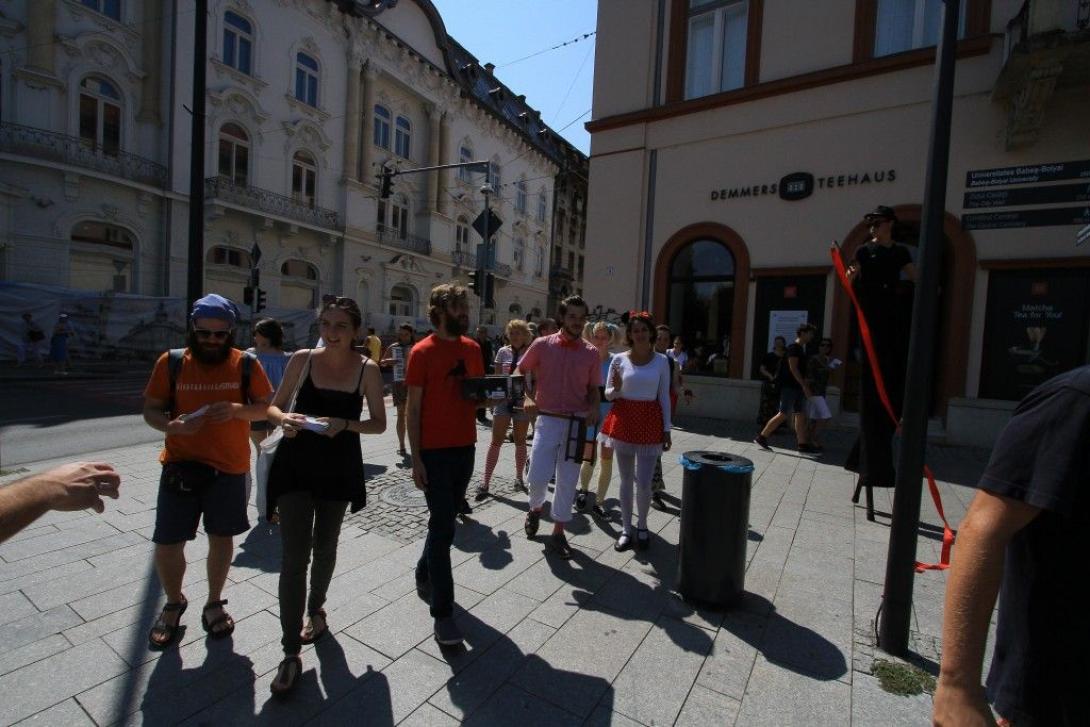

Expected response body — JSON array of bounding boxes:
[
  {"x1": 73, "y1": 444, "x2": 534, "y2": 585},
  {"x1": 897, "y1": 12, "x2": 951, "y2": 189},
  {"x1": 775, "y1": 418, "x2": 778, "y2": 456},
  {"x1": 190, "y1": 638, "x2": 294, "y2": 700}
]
[{"x1": 142, "y1": 294, "x2": 273, "y2": 648}]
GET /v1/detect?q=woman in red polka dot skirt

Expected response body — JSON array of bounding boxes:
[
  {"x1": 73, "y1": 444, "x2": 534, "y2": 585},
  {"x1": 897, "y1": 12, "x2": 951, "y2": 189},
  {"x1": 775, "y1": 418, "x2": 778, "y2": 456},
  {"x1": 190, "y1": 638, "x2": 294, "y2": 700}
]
[{"x1": 598, "y1": 311, "x2": 673, "y2": 551}]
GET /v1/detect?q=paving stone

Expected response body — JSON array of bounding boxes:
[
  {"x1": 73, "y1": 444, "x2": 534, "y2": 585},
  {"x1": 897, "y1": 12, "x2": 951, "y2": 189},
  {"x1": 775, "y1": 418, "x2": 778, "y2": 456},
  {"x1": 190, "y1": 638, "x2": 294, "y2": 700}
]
[
  {"x1": 67, "y1": 564, "x2": 208, "y2": 622},
  {"x1": 0, "y1": 590, "x2": 37, "y2": 628},
  {"x1": 675, "y1": 684, "x2": 742, "y2": 727},
  {"x1": 0, "y1": 639, "x2": 128, "y2": 725},
  {"x1": 462, "y1": 683, "x2": 583, "y2": 727},
  {"x1": 401, "y1": 702, "x2": 461, "y2": 727},
  {"x1": 735, "y1": 655, "x2": 851, "y2": 726},
  {"x1": 426, "y1": 617, "x2": 556, "y2": 721},
  {"x1": 0, "y1": 605, "x2": 84, "y2": 652},
  {"x1": 11, "y1": 698, "x2": 95, "y2": 727},
  {"x1": 417, "y1": 587, "x2": 541, "y2": 671},
  {"x1": 312, "y1": 647, "x2": 450, "y2": 725},
  {"x1": 22, "y1": 547, "x2": 164, "y2": 611},
  {"x1": 0, "y1": 559, "x2": 94, "y2": 598},
  {"x1": 512, "y1": 606, "x2": 652, "y2": 718},
  {"x1": 696, "y1": 609, "x2": 766, "y2": 700},
  {"x1": 0, "y1": 634, "x2": 72, "y2": 677},
  {"x1": 345, "y1": 588, "x2": 484, "y2": 661},
  {"x1": 611, "y1": 616, "x2": 714, "y2": 726},
  {"x1": 851, "y1": 672, "x2": 934, "y2": 727},
  {"x1": 0, "y1": 520, "x2": 122, "y2": 562},
  {"x1": 452, "y1": 532, "x2": 544, "y2": 596},
  {"x1": 584, "y1": 703, "x2": 647, "y2": 727}
]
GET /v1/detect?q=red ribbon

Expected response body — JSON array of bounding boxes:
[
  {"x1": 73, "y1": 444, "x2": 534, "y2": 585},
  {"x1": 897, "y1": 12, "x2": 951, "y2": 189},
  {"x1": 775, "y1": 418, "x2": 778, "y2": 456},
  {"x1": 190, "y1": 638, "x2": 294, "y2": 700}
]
[
  {"x1": 831, "y1": 244, "x2": 953, "y2": 572},
  {"x1": 628, "y1": 309, "x2": 651, "y2": 319}
]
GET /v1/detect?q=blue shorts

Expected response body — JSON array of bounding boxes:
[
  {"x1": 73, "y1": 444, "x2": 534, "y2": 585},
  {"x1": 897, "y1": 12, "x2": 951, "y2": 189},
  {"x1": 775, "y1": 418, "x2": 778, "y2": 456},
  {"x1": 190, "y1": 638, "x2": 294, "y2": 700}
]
[
  {"x1": 778, "y1": 387, "x2": 808, "y2": 415},
  {"x1": 152, "y1": 465, "x2": 250, "y2": 544}
]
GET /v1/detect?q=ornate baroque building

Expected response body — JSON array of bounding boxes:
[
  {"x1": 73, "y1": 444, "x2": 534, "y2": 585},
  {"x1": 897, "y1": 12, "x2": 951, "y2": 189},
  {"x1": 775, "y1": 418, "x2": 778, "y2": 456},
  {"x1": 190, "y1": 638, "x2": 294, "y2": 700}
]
[{"x1": 0, "y1": 0, "x2": 587, "y2": 331}]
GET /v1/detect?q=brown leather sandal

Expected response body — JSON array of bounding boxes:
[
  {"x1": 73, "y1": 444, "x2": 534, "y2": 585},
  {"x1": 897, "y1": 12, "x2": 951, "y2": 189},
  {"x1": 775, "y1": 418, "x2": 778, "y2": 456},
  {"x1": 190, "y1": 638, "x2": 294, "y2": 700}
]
[
  {"x1": 148, "y1": 597, "x2": 188, "y2": 649},
  {"x1": 300, "y1": 608, "x2": 328, "y2": 645},
  {"x1": 201, "y1": 599, "x2": 235, "y2": 639},
  {"x1": 270, "y1": 655, "x2": 302, "y2": 696}
]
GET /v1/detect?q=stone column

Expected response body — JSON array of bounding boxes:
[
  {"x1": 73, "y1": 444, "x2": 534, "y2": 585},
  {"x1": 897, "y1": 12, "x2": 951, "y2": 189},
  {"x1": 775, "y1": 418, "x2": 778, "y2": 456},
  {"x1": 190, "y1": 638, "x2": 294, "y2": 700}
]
[
  {"x1": 342, "y1": 55, "x2": 363, "y2": 181},
  {"x1": 426, "y1": 105, "x2": 441, "y2": 213},
  {"x1": 139, "y1": 0, "x2": 162, "y2": 123},
  {"x1": 27, "y1": 0, "x2": 56, "y2": 75},
  {"x1": 360, "y1": 65, "x2": 377, "y2": 187},
  {"x1": 438, "y1": 112, "x2": 452, "y2": 216}
]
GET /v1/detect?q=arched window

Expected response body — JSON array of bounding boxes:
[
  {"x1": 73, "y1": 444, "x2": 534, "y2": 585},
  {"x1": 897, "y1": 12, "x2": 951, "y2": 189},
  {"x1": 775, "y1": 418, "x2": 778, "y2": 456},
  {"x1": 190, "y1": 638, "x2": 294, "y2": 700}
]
[
  {"x1": 70, "y1": 221, "x2": 134, "y2": 292},
  {"x1": 455, "y1": 216, "x2": 470, "y2": 251},
  {"x1": 206, "y1": 245, "x2": 253, "y2": 268},
  {"x1": 79, "y1": 76, "x2": 121, "y2": 156},
  {"x1": 373, "y1": 105, "x2": 391, "y2": 149},
  {"x1": 223, "y1": 11, "x2": 253, "y2": 75},
  {"x1": 291, "y1": 150, "x2": 317, "y2": 207},
  {"x1": 295, "y1": 52, "x2": 319, "y2": 107},
  {"x1": 458, "y1": 144, "x2": 473, "y2": 181},
  {"x1": 537, "y1": 189, "x2": 548, "y2": 223},
  {"x1": 667, "y1": 239, "x2": 735, "y2": 376},
  {"x1": 389, "y1": 284, "x2": 414, "y2": 317},
  {"x1": 515, "y1": 179, "x2": 527, "y2": 215},
  {"x1": 394, "y1": 116, "x2": 411, "y2": 158},
  {"x1": 82, "y1": 1, "x2": 121, "y2": 21},
  {"x1": 204, "y1": 245, "x2": 251, "y2": 302},
  {"x1": 217, "y1": 123, "x2": 249, "y2": 186},
  {"x1": 281, "y1": 259, "x2": 319, "y2": 309}
]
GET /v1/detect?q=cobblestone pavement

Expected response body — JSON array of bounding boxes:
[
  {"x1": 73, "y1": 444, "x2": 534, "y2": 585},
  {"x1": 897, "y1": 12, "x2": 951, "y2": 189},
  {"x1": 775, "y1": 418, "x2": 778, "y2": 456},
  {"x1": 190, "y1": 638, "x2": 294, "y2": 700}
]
[{"x1": 0, "y1": 406, "x2": 994, "y2": 726}]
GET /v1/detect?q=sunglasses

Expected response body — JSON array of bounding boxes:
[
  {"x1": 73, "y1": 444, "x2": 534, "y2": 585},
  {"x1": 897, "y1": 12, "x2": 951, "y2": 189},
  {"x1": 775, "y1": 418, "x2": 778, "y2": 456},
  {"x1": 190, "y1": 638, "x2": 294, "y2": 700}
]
[{"x1": 194, "y1": 328, "x2": 232, "y2": 340}]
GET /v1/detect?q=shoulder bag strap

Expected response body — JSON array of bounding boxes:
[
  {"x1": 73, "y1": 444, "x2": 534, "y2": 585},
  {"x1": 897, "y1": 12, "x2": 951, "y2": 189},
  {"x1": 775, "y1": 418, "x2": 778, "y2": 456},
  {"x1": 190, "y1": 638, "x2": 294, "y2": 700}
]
[{"x1": 285, "y1": 350, "x2": 313, "y2": 415}]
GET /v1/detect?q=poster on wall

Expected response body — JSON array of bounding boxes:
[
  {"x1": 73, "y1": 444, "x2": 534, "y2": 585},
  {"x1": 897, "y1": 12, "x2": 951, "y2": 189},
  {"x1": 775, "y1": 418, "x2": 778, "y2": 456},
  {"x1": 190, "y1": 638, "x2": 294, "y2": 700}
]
[
  {"x1": 768, "y1": 310, "x2": 808, "y2": 351},
  {"x1": 980, "y1": 270, "x2": 1090, "y2": 401}
]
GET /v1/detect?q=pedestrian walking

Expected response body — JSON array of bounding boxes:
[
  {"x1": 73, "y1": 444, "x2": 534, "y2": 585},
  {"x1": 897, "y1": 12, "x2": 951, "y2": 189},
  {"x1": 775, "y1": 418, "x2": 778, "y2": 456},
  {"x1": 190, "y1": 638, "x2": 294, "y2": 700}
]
[
  {"x1": 933, "y1": 365, "x2": 1090, "y2": 727},
  {"x1": 516, "y1": 296, "x2": 601, "y2": 559},
  {"x1": 805, "y1": 337, "x2": 837, "y2": 449},
  {"x1": 843, "y1": 206, "x2": 916, "y2": 510},
  {"x1": 474, "y1": 325, "x2": 494, "y2": 425},
  {"x1": 755, "y1": 324, "x2": 819, "y2": 453},
  {"x1": 141, "y1": 294, "x2": 273, "y2": 649},
  {"x1": 575, "y1": 321, "x2": 618, "y2": 517},
  {"x1": 16, "y1": 312, "x2": 46, "y2": 367},
  {"x1": 599, "y1": 311, "x2": 673, "y2": 551},
  {"x1": 475, "y1": 319, "x2": 532, "y2": 501},
  {"x1": 380, "y1": 323, "x2": 415, "y2": 457},
  {"x1": 649, "y1": 324, "x2": 683, "y2": 507},
  {"x1": 407, "y1": 284, "x2": 485, "y2": 646},
  {"x1": 757, "y1": 336, "x2": 787, "y2": 427},
  {"x1": 50, "y1": 313, "x2": 74, "y2": 375},
  {"x1": 266, "y1": 297, "x2": 386, "y2": 695},
  {"x1": 248, "y1": 318, "x2": 291, "y2": 447}
]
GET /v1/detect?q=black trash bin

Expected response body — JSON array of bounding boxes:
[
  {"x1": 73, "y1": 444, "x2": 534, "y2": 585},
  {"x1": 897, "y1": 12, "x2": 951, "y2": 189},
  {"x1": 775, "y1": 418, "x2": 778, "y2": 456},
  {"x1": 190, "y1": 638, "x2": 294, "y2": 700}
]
[{"x1": 676, "y1": 451, "x2": 754, "y2": 608}]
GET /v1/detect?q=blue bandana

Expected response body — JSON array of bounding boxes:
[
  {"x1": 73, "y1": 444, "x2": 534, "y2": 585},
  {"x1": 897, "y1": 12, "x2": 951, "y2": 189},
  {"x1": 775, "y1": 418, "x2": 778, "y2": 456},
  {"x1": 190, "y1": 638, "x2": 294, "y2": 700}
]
[{"x1": 190, "y1": 294, "x2": 239, "y2": 325}]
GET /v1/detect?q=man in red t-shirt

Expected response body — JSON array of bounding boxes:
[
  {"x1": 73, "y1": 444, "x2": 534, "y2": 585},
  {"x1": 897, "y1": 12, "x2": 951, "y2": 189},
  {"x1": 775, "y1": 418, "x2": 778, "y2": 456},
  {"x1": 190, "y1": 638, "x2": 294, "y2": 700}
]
[{"x1": 405, "y1": 284, "x2": 484, "y2": 646}]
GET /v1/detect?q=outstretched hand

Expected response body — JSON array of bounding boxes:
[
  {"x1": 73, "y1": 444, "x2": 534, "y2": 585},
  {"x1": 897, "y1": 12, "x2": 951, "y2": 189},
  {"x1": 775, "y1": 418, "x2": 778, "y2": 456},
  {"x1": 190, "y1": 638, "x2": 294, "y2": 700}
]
[{"x1": 45, "y1": 462, "x2": 121, "y2": 514}]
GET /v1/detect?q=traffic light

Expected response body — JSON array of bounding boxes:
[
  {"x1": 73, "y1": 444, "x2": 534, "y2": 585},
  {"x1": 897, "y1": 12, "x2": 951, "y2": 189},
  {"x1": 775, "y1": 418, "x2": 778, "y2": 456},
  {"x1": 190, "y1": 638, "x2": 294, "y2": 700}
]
[
  {"x1": 243, "y1": 286, "x2": 254, "y2": 306},
  {"x1": 483, "y1": 273, "x2": 495, "y2": 309},
  {"x1": 256, "y1": 288, "x2": 267, "y2": 312},
  {"x1": 379, "y1": 170, "x2": 394, "y2": 199},
  {"x1": 469, "y1": 269, "x2": 482, "y2": 298}
]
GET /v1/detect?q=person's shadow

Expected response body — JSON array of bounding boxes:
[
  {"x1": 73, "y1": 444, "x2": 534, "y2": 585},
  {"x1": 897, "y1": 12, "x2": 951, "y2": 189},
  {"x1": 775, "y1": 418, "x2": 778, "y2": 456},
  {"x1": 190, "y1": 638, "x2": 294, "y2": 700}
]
[
  {"x1": 133, "y1": 636, "x2": 257, "y2": 724},
  {"x1": 233, "y1": 522, "x2": 282, "y2": 574}
]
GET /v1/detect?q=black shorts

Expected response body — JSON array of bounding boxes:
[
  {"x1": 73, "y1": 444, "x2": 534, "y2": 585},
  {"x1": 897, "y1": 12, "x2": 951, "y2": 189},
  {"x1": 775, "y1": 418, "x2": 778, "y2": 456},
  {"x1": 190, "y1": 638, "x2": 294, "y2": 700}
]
[{"x1": 152, "y1": 465, "x2": 250, "y2": 544}]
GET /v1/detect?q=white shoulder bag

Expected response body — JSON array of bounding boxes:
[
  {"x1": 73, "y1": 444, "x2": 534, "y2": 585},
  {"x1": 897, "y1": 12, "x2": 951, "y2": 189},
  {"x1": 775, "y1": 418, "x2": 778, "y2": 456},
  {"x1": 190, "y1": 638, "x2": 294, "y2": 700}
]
[{"x1": 255, "y1": 351, "x2": 312, "y2": 522}]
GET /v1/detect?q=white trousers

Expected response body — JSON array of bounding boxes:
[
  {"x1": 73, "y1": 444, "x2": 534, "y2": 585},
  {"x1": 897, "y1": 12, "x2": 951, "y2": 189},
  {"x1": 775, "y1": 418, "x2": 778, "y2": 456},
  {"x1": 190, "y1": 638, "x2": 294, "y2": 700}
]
[{"x1": 527, "y1": 415, "x2": 582, "y2": 523}]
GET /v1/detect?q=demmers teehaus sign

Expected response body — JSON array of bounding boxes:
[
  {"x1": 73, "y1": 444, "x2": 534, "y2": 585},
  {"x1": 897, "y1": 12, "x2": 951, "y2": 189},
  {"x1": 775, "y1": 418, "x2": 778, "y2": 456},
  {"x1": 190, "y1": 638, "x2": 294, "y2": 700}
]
[{"x1": 710, "y1": 169, "x2": 898, "y2": 202}]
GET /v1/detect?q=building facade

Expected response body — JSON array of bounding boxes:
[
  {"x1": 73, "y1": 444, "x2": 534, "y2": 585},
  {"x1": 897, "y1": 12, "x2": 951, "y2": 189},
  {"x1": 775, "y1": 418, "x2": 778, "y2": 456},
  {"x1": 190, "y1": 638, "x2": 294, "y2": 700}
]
[
  {"x1": 548, "y1": 144, "x2": 589, "y2": 314},
  {"x1": 585, "y1": 0, "x2": 1090, "y2": 444},
  {"x1": 0, "y1": 0, "x2": 585, "y2": 342}
]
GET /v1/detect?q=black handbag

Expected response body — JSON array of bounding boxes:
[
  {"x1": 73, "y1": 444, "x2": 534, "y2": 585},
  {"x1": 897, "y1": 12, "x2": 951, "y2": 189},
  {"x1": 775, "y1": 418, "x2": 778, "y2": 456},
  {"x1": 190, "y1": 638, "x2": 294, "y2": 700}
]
[{"x1": 162, "y1": 461, "x2": 218, "y2": 495}]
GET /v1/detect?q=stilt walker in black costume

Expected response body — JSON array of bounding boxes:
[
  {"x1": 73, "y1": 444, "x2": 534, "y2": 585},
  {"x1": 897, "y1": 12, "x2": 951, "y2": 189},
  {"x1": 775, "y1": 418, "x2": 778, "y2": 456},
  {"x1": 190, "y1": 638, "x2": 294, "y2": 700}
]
[{"x1": 843, "y1": 206, "x2": 917, "y2": 520}]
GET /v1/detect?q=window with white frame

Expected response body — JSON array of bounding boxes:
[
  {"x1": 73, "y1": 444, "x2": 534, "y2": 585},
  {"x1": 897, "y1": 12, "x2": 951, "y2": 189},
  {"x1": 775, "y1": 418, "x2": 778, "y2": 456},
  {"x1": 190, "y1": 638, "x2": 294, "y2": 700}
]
[
  {"x1": 389, "y1": 285, "x2": 414, "y2": 317},
  {"x1": 81, "y1": 0, "x2": 121, "y2": 21},
  {"x1": 459, "y1": 145, "x2": 473, "y2": 181},
  {"x1": 223, "y1": 11, "x2": 253, "y2": 75},
  {"x1": 295, "y1": 52, "x2": 319, "y2": 107},
  {"x1": 79, "y1": 76, "x2": 121, "y2": 155},
  {"x1": 291, "y1": 150, "x2": 317, "y2": 207},
  {"x1": 455, "y1": 216, "x2": 470, "y2": 251},
  {"x1": 537, "y1": 190, "x2": 547, "y2": 223},
  {"x1": 685, "y1": 0, "x2": 749, "y2": 100},
  {"x1": 206, "y1": 245, "x2": 253, "y2": 268},
  {"x1": 395, "y1": 116, "x2": 411, "y2": 158},
  {"x1": 489, "y1": 161, "x2": 502, "y2": 192},
  {"x1": 373, "y1": 105, "x2": 391, "y2": 149},
  {"x1": 534, "y1": 246, "x2": 544, "y2": 277},
  {"x1": 514, "y1": 236, "x2": 525, "y2": 272},
  {"x1": 390, "y1": 195, "x2": 409, "y2": 239},
  {"x1": 515, "y1": 179, "x2": 527, "y2": 215},
  {"x1": 217, "y1": 123, "x2": 249, "y2": 186},
  {"x1": 874, "y1": 0, "x2": 967, "y2": 57}
]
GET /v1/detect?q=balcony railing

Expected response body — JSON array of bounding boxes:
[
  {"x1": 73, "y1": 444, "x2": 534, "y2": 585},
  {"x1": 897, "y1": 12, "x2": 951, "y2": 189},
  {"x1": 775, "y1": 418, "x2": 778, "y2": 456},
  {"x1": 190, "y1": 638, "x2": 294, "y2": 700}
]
[
  {"x1": 205, "y1": 177, "x2": 340, "y2": 229},
  {"x1": 376, "y1": 224, "x2": 431, "y2": 255},
  {"x1": 452, "y1": 249, "x2": 477, "y2": 268},
  {"x1": 0, "y1": 122, "x2": 167, "y2": 187}
]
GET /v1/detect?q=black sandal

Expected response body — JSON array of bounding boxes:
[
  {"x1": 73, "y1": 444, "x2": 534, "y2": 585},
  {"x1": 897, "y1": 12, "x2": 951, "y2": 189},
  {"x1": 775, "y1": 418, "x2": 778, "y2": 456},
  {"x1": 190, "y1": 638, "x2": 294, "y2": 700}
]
[
  {"x1": 473, "y1": 485, "x2": 490, "y2": 502},
  {"x1": 300, "y1": 608, "x2": 328, "y2": 645},
  {"x1": 270, "y1": 655, "x2": 302, "y2": 696},
  {"x1": 201, "y1": 599, "x2": 235, "y2": 639},
  {"x1": 148, "y1": 597, "x2": 188, "y2": 649}
]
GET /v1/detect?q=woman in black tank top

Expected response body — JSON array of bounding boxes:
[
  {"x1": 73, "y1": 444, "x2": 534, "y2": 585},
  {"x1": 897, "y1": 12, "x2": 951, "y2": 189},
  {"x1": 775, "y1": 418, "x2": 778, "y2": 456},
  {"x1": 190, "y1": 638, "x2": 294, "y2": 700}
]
[{"x1": 265, "y1": 298, "x2": 386, "y2": 696}]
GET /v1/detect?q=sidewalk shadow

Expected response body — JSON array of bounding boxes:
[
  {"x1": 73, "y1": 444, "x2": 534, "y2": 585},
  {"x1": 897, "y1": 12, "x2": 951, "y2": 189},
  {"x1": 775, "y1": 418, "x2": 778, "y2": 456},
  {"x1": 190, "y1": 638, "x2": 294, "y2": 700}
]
[
  {"x1": 135, "y1": 637, "x2": 257, "y2": 723},
  {"x1": 453, "y1": 516, "x2": 514, "y2": 571},
  {"x1": 363, "y1": 463, "x2": 388, "y2": 477},
  {"x1": 431, "y1": 608, "x2": 615, "y2": 724},
  {"x1": 234, "y1": 523, "x2": 282, "y2": 573}
]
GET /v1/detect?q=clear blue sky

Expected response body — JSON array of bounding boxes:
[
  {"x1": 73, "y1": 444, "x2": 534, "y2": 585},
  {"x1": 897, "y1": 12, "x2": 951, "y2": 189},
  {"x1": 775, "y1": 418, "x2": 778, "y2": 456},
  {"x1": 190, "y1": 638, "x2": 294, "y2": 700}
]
[{"x1": 430, "y1": 0, "x2": 598, "y2": 155}]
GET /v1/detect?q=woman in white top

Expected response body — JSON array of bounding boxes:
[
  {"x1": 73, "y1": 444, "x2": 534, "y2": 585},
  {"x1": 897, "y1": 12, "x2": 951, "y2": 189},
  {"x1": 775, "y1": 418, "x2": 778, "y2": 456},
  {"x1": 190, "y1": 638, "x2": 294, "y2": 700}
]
[
  {"x1": 598, "y1": 311, "x2": 672, "y2": 551},
  {"x1": 475, "y1": 319, "x2": 533, "y2": 500}
]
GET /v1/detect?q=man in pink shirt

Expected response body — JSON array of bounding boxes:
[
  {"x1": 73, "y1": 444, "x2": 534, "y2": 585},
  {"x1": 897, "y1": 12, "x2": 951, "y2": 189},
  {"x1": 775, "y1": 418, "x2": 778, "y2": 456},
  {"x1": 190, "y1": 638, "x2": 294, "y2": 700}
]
[{"x1": 515, "y1": 295, "x2": 601, "y2": 558}]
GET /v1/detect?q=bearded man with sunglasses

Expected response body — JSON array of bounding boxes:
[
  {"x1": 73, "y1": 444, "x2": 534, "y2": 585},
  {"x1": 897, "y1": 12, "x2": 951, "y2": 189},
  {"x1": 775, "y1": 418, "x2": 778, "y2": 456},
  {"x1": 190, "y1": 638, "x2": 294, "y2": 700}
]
[{"x1": 141, "y1": 294, "x2": 274, "y2": 649}]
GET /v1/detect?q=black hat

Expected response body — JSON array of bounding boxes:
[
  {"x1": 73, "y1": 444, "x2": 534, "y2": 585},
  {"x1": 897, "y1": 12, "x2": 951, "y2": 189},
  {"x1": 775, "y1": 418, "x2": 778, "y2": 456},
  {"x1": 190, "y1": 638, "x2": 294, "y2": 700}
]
[{"x1": 863, "y1": 205, "x2": 898, "y2": 222}]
